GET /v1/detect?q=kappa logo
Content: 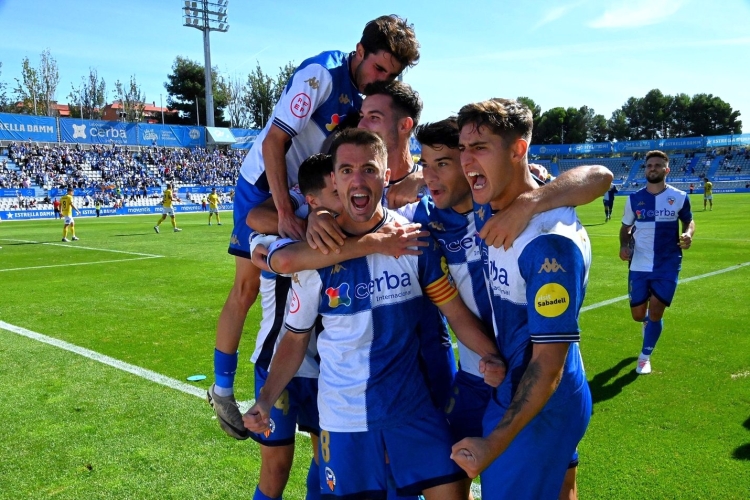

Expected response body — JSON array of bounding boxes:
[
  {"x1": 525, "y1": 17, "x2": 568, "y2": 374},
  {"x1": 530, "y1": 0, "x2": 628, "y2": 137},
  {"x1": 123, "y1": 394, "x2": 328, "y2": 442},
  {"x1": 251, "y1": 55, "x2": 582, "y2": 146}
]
[
  {"x1": 304, "y1": 77, "x2": 320, "y2": 90},
  {"x1": 332, "y1": 263, "x2": 346, "y2": 274},
  {"x1": 325, "y1": 467, "x2": 336, "y2": 491},
  {"x1": 325, "y1": 283, "x2": 351, "y2": 308},
  {"x1": 292, "y1": 273, "x2": 301, "y2": 285},
  {"x1": 538, "y1": 258, "x2": 566, "y2": 273},
  {"x1": 263, "y1": 418, "x2": 276, "y2": 438},
  {"x1": 637, "y1": 201, "x2": 645, "y2": 206},
  {"x1": 339, "y1": 93, "x2": 350, "y2": 104},
  {"x1": 428, "y1": 221, "x2": 445, "y2": 231},
  {"x1": 72, "y1": 124, "x2": 87, "y2": 139},
  {"x1": 667, "y1": 196, "x2": 675, "y2": 205},
  {"x1": 230, "y1": 234, "x2": 240, "y2": 246},
  {"x1": 476, "y1": 206, "x2": 486, "y2": 221}
]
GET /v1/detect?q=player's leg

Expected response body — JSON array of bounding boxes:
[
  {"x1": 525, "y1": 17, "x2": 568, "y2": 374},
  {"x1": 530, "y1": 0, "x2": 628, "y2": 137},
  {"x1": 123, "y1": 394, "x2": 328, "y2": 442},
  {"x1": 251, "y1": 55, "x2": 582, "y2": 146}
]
[
  {"x1": 70, "y1": 220, "x2": 77, "y2": 239},
  {"x1": 216, "y1": 211, "x2": 221, "y2": 225},
  {"x1": 62, "y1": 222, "x2": 69, "y2": 240},
  {"x1": 559, "y1": 466, "x2": 578, "y2": 500},
  {"x1": 703, "y1": 197, "x2": 707, "y2": 210},
  {"x1": 709, "y1": 196, "x2": 713, "y2": 210},
  {"x1": 307, "y1": 434, "x2": 321, "y2": 500},
  {"x1": 255, "y1": 444, "x2": 295, "y2": 499},
  {"x1": 170, "y1": 214, "x2": 177, "y2": 229}
]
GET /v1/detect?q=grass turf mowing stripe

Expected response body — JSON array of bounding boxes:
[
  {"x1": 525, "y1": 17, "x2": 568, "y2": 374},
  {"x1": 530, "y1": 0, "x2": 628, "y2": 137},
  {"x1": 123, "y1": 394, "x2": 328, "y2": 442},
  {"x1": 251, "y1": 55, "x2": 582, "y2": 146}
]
[
  {"x1": 0, "y1": 256, "x2": 163, "y2": 273},
  {"x1": 0, "y1": 238, "x2": 164, "y2": 257}
]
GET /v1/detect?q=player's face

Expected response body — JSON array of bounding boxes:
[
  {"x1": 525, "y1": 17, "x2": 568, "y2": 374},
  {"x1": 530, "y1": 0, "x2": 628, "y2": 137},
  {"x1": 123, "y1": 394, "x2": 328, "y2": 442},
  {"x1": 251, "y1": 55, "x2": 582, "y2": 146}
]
[
  {"x1": 645, "y1": 157, "x2": 669, "y2": 183},
  {"x1": 459, "y1": 124, "x2": 513, "y2": 206},
  {"x1": 358, "y1": 95, "x2": 399, "y2": 154},
  {"x1": 353, "y1": 46, "x2": 403, "y2": 93},
  {"x1": 420, "y1": 144, "x2": 472, "y2": 212},
  {"x1": 333, "y1": 144, "x2": 390, "y2": 223},
  {"x1": 311, "y1": 175, "x2": 344, "y2": 214}
]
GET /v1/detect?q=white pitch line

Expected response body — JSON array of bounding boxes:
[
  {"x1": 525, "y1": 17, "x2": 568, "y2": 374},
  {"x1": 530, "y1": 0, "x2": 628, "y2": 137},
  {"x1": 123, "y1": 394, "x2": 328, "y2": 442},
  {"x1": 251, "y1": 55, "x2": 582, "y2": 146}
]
[
  {"x1": 0, "y1": 256, "x2": 163, "y2": 273},
  {"x1": 0, "y1": 238, "x2": 163, "y2": 258},
  {"x1": 581, "y1": 261, "x2": 750, "y2": 312}
]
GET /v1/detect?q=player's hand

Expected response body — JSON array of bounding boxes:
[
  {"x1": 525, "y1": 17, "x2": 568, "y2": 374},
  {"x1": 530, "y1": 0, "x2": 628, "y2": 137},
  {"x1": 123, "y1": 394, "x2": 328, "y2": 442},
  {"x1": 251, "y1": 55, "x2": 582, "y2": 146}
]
[
  {"x1": 679, "y1": 233, "x2": 692, "y2": 249},
  {"x1": 529, "y1": 163, "x2": 548, "y2": 181},
  {"x1": 450, "y1": 437, "x2": 495, "y2": 478},
  {"x1": 278, "y1": 213, "x2": 306, "y2": 241},
  {"x1": 373, "y1": 222, "x2": 429, "y2": 257},
  {"x1": 251, "y1": 244, "x2": 271, "y2": 272},
  {"x1": 479, "y1": 193, "x2": 534, "y2": 250},
  {"x1": 386, "y1": 170, "x2": 425, "y2": 209},
  {"x1": 306, "y1": 209, "x2": 345, "y2": 254},
  {"x1": 619, "y1": 246, "x2": 632, "y2": 261},
  {"x1": 243, "y1": 401, "x2": 271, "y2": 433},
  {"x1": 479, "y1": 354, "x2": 506, "y2": 388}
]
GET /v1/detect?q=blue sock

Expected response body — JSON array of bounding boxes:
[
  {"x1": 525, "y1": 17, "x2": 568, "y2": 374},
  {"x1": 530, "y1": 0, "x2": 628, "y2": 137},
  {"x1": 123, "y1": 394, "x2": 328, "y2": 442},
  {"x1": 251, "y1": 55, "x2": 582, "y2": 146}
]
[
  {"x1": 213, "y1": 348, "x2": 238, "y2": 389},
  {"x1": 306, "y1": 458, "x2": 321, "y2": 500},
  {"x1": 641, "y1": 318, "x2": 663, "y2": 356},
  {"x1": 253, "y1": 485, "x2": 281, "y2": 500}
]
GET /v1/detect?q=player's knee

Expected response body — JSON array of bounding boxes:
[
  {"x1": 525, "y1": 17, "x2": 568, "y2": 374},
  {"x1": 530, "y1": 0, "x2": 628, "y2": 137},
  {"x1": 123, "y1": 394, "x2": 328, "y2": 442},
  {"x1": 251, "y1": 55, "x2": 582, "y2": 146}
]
[{"x1": 230, "y1": 279, "x2": 260, "y2": 310}]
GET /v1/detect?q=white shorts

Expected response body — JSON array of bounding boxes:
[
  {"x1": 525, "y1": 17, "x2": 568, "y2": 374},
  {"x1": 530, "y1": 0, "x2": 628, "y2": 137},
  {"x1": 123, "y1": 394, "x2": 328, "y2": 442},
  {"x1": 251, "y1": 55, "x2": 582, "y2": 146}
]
[
  {"x1": 64, "y1": 216, "x2": 74, "y2": 225},
  {"x1": 209, "y1": 208, "x2": 219, "y2": 214},
  {"x1": 162, "y1": 206, "x2": 175, "y2": 216},
  {"x1": 704, "y1": 195, "x2": 713, "y2": 200}
]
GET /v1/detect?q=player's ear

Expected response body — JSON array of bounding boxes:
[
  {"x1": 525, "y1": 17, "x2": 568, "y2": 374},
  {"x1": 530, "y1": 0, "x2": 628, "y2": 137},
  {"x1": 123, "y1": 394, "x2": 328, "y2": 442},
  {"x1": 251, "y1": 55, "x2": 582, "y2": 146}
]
[
  {"x1": 383, "y1": 167, "x2": 391, "y2": 186},
  {"x1": 511, "y1": 138, "x2": 528, "y2": 162}
]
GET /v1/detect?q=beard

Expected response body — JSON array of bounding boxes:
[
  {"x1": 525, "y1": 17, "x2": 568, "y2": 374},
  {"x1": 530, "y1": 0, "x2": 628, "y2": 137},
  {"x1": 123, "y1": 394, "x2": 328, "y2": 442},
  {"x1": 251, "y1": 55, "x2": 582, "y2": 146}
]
[{"x1": 646, "y1": 172, "x2": 666, "y2": 184}]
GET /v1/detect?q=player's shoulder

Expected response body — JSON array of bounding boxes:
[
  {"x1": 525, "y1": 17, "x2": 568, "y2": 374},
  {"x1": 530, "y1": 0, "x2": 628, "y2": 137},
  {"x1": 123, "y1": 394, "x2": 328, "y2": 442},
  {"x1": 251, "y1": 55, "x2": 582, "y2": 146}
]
[
  {"x1": 518, "y1": 207, "x2": 580, "y2": 249},
  {"x1": 299, "y1": 50, "x2": 347, "y2": 70},
  {"x1": 665, "y1": 184, "x2": 687, "y2": 196}
]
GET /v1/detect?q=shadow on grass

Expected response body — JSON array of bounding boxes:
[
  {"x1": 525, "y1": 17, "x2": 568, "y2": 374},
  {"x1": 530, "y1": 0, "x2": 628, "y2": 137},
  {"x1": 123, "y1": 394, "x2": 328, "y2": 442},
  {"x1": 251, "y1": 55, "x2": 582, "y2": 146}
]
[
  {"x1": 113, "y1": 233, "x2": 151, "y2": 237},
  {"x1": 589, "y1": 357, "x2": 639, "y2": 405},
  {"x1": 733, "y1": 416, "x2": 750, "y2": 461},
  {"x1": 583, "y1": 221, "x2": 609, "y2": 228}
]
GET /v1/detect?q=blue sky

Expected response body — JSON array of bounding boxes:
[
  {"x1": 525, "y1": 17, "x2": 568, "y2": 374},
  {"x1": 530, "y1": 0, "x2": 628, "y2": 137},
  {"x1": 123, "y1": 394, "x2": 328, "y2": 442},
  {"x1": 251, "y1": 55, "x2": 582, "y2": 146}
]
[{"x1": 1, "y1": 0, "x2": 749, "y2": 133}]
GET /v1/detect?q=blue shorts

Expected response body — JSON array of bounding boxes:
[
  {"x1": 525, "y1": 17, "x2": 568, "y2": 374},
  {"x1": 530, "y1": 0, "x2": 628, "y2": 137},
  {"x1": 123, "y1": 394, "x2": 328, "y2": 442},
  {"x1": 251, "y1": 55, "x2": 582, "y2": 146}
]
[
  {"x1": 319, "y1": 409, "x2": 466, "y2": 499},
  {"x1": 251, "y1": 365, "x2": 319, "y2": 446},
  {"x1": 628, "y1": 270, "x2": 679, "y2": 307},
  {"x1": 228, "y1": 175, "x2": 271, "y2": 259},
  {"x1": 444, "y1": 370, "x2": 492, "y2": 442},
  {"x1": 479, "y1": 382, "x2": 592, "y2": 499}
]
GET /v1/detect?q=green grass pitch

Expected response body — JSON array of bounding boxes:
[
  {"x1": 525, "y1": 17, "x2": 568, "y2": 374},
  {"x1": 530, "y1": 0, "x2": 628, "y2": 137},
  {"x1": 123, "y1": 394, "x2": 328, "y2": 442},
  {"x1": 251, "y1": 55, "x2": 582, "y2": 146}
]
[{"x1": 0, "y1": 194, "x2": 748, "y2": 499}]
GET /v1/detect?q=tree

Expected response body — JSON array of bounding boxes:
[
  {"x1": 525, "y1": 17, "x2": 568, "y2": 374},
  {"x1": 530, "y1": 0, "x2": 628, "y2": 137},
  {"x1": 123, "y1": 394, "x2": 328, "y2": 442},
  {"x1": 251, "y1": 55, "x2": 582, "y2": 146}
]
[
  {"x1": 639, "y1": 89, "x2": 672, "y2": 139},
  {"x1": 113, "y1": 75, "x2": 146, "y2": 122},
  {"x1": 243, "y1": 61, "x2": 296, "y2": 129},
  {"x1": 13, "y1": 49, "x2": 59, "y2": 116},
  {"x1": 13, "y1": 57, "x2": 41, "y2": 115},
  {"x1": 38, "y1": 49, "x2": 59, "y2": 117},
  {"x1": 688, "y1": 93, "x2": 742, "y2": 136},
  {"x1": 68, "y1": 68, "x2": 106, "y2": 119},
  {"x1": 607, "y1": 109, "x2": 630, "y2": 141},
  {"x1": 589, "y1": 113, "x2": 609, "y2": 142},
  {"x1": 0, "y1": 62, "x2": 12, "y2": 113},
  {"x1": 535, "y1": 107, "x2": 567, "y2": 144},
  {"x1": 669, "y1": 93, "x2": 692, "y2": 137},
  {"x1": 224, "y1": 74, "x2": 249, "y2": 128},
  {"x1": 517, "y1": 96, "x2": 542, "y2": 143},
  {"x1": 164, "y1": 56, "x2": 228, "y2": 126}
]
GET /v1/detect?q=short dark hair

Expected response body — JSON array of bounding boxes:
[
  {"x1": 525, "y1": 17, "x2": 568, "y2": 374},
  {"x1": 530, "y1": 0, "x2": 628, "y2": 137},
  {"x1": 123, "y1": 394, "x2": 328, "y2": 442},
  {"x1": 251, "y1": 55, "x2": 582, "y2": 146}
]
[
  {"x1": 298, "y1": 154, "x2": 333, "y2": 196},
  {"x1": 362, "y1": 80, "x2": 422, "y2": 129},
  {"x1": 360, "y1": 15, "x2": 420, "y2": 69},
  {"x1": 415, "y1": 117, "x2": 459, "y2": 149},
  {"x1": 457, "y1": 98, "x2": 533, "y2": 145},
  {"x1": 330, "y1": 129, "x2": 387, "y2": 168},
  {"x1": 645, "y1": 150, "x2": 669, "y2": 163}
]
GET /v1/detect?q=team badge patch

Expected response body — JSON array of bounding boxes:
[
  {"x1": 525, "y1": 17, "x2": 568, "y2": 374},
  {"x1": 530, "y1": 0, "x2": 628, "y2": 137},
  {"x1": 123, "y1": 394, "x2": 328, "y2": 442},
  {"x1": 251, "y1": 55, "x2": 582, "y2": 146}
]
[
  {"x1": 325, "y1": 466, "x2": 336, "y2": 491},
  {"x1": 290, "y1": 93, "x2": 311, "y2": 118},
  {"x1": 263, "y1": 418, "x2": 276, "y2": 438},
  {"x1": 534, "y1": 283, "x2": 570, "y2": 318},
  {"x1": 635, "y1": 209, "x2": 646, "y2": 220},
  {"x1": 667, "y1": 197, "x2": 675, "y2": 205},
  {"x1": 326, "y1": 113, "x2": 340, "y2": 131},
  {"x1": 325, "y1": 283, "x2": 351, "y2": 308}
]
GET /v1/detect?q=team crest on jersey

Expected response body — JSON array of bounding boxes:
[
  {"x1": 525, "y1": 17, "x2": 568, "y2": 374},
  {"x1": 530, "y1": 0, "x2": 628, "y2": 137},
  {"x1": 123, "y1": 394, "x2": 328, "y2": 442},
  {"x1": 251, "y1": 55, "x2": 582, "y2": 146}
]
[
  {"x1": 263, "y1": 418, "x2": 276, "y2": 438},
  {"x1": 304, "y1": 77, "x2": 320, "y2": 90},
  {"x1": 325, "y1": 467, "x2": 336, "y2": 491},
  {"x1": 538, "y1": 258, "x2": 566, "y2": 273},
  {"x1": 667, "y1": 197, "x2": 675, "y2": 205},
  {"x1": 428, "y1": 221, "x2": 445, "y2": 232},
  {"x1": 325, "y1": 283, "x2": 351, "y2": 308},
  {"x1": 326, "y1": 113, "x2": 340, "y2": 131},
  {"x1": 339, "y1": 93, "x2": 350, "y2": 104},
  {"x1": 476, "y1": 206, "x2": 486, "y2": 221},
  {"x1": 534, "y1": 283, "x2": 570, "y2": 318}
]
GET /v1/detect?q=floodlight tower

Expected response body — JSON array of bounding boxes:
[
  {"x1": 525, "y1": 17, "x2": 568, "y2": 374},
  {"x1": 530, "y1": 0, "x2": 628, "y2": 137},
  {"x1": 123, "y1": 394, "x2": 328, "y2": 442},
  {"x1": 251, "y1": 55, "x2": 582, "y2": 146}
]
[{"x1": 182, "y1": 0, "x2": 229, "y2": 127}]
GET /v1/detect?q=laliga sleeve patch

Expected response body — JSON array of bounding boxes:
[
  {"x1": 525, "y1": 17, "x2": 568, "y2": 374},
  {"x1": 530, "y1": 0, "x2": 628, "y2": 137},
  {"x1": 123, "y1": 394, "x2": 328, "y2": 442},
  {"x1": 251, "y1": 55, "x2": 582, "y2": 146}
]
[
  {"x1": 534, "y1": 283, "x2": 570, "y2": 318},
  {"x1": 290, "y1": 93, "x2": 312, "y2": 118}
]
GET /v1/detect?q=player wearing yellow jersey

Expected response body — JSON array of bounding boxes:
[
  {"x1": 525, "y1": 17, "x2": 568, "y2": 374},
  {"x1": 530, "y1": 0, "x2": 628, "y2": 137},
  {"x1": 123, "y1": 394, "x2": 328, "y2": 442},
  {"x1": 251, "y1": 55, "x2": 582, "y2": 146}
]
[
  {"x1": 207, "y1": 187, "x2": 222, "y2": 226},
  {"x1": 703, "y1": 179, "x2": 713, "y2": 210},
  {"x1": 60, "y1": 187, "x2": 80, "y2": 242},
  {"x1": 154, "y1": 183, "x2": 182, "y2": 233}
]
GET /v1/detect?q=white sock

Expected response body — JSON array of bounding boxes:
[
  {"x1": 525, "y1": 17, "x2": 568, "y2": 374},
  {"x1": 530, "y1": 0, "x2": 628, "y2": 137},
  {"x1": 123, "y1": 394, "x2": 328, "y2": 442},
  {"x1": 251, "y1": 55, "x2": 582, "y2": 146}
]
[{"x1": 213, "y1": 385, "x2": 234, "y2": 397}]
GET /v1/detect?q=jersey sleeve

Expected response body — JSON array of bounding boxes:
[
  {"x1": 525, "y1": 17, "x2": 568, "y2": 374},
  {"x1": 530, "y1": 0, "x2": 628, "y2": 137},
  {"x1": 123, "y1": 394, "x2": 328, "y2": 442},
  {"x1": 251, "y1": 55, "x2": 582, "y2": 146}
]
[
  {"x1": 678, "y1": 194, "x2": 693, "y2": 224},
  {"x1": 519, "y1": 234, "x2": 586, "y2": 343},
  {"x1": 621, "y1": 195, "x2": 635, "y2": 225},
  {"x1": 266, "y1": 237, "x2": 302, "y2": 275},
  {"x1": 395, "y1": 200, "x2": 420, "y2": 222},
  {"x1": 418, "y1": 237, "x2": 459, "y2": 307},
  {"x1": 284, "y1": 269, "x2": 322, "y2": 334},
  {"x1": 271, "y1": 63, "x2": 334, "y2": 139}
]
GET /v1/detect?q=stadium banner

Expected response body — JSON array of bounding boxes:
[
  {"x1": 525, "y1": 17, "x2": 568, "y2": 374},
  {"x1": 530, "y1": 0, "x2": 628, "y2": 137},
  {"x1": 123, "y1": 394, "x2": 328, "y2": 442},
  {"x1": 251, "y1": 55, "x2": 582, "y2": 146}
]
[
  {"x1": 529, "y1": 144, "x2": 573, "y2": 156},
  {"x1": 409, "y1": 137, "x2": 421, "y2": 155},
  {"x1": 657, "y1": 137, "x2": 705, "y2": 150},
  {"x1": 0, "y1": 188, "x2": 36, "y2": 197},
  {"x1": 177, "y1": 186, "x2": 234, "y2": 194},
  {"x1": 60, "y1": 118, "x2": 137, "y2": 145},
  {"x1": 0, "y1": 113, "x2": 57, "y2": 142},
  {"x1": 230, "y1": 128, "x2": 260, "y2": 149},
  {"x1": 138, "y1": 124, "x2": 205, "y2": 148},
  {"x1": 613, "y1": 140, "x2": 658, "y2": 153},
  {"x1": 0, "y1": 203, "x2": 234, "y2": 221},
  {"x1": 705, "y1": 134, "x2": 750, "y2": 148}
]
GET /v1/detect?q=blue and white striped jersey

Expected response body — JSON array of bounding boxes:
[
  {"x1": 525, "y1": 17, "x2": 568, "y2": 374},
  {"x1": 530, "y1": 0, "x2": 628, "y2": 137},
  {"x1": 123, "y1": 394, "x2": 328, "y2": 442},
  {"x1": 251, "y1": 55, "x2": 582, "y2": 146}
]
[
  {"x1": 239, "y1": 50, "x2": 362, "y2": 190},
  {"x1": 405, "y1": 196, "x2": 493, "y2": 378},
  {"x1": 622, "y1": 185, "x2": 692, "y2": 273},
  {"x1": 279, "y1": 210, "x2": 459, "y2": 432},
  {"x1": 474, "y1": 204, "x2": 591, "y2": 408}
]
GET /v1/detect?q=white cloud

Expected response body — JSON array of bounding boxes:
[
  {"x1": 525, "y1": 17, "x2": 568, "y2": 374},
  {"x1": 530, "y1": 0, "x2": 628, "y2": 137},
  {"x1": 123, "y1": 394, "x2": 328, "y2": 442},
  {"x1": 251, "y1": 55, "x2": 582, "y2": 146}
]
[
  {"x1": 534, "y1": 1, "x2": 585, "y2": 30},
  {"x1": 589, "y1": 0, "x2": 685, "y2": 28}
]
